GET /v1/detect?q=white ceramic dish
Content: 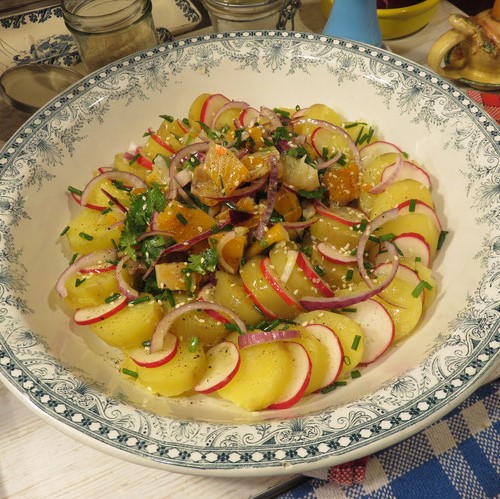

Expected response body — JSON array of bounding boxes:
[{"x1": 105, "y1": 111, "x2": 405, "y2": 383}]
[
  {"x1": 0, "y1": 0, "x2": 201, "y2": 71},
  {"x1": 0, "y1": 32, "x2": 498, "y2": 476}
]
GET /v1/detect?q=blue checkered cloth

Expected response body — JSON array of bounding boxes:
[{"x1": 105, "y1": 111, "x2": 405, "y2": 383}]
[{"x1": 281, "y1": 379, "x2": 500, "y2": 498}]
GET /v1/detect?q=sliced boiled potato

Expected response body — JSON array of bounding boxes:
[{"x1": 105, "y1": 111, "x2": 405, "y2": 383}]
[
  {"x1": 122, "y1": 338, "x2": 207, "y2": 397},
  {"x1": 216, "y1": 341, "x2": 292, "y2": 411},
  {"x1": 169, "y1": 309, "x2": 229, "y2": 347},
  {"x1": 310, "y1": 215, "x2": 360, "y2": 251},
  {"x1": 90, "y1": 295, "x2": 164, "y2": 349},
  {"x1": 295, "y1": 311, "x2": 364, "y2": 376},
  {"x1": 399, "y1": 257, "x2": 438, "y2": 311},
  {"x1": 66, "y1": 208, "x2": 123, "y2": 255},
  {"x1": 214, "y1": 271, "x2": 262, "y2": 325},
  {"x1": 376, "y1": 212, "x2": 440, "y2": 257},
  {"x1": 370, "y1": 179, "x2": 433, "y2": 219},
  {"x1": 240, "y1": 257, "x2": 301, "y2": 320}
]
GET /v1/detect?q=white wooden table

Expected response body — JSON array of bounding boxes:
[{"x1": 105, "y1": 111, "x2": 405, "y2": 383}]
[{"x1": 1, "y1": 2, "x2": 484, "y2": 498}]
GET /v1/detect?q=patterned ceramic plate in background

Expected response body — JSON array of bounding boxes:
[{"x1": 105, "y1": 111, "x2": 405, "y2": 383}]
[{"x1": 0, "y1": 32, "x2": 498, "y2": 476}]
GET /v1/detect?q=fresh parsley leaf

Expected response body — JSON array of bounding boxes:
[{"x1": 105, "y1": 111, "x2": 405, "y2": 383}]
[{"x1": 183, "y1": 246, "x2": 218, "y2": 276}]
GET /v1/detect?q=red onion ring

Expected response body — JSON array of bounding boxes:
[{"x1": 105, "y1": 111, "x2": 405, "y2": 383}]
[
  {"x1": 369, "y1": 155, "x2": 403, "y2": 194},
  {"x1": 150, "y1": 301, "x2": 247, "y2": 353},
  {"x1": 282, "y1": 216, "x2": 319, "y2": 231},
  {"x1": 211, "y1": 101, "x2": 249, "y2": 129},
  {"x1": 169, "y1": 142, "x2": 209, "y2": 200},
  {"x1": 115, "y1": 256, "x2": 140, "y2": 300},
  {"x1": 316, "y1": 151, "x2": 342, "y2": 170},
  {"x1": 259, "y1": 106, "x2": 282, "y2": 130},
  {"x1": 136, "y1": 230, "x2": 174, "y2": 242},
  {"x1": 238, "y1": 329, "x2": 300, "y2": 349},
  {"x1": 254, "y1": 155, "x2": 279, "y2": 240},
  {"x1": 202, "y1": 175, "x2": 268, "y2": 202},
  {"x1": 79, "y1": 171, "x2": 146, "y2": 208},
  {"x1": 300, "y1": 242, "x2": 399, "y2": 310},
  {"x1": 356, "y1": 208, "x2": 399, "y2": 287},
  {"x1": 292, "y1": 118, "x2": 361, "y2": 172},
  {"x1": 55, "y1": 249, "x2": 117, "y2": 298}
]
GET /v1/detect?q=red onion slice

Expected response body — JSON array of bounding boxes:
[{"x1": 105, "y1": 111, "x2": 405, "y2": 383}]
[
  {"x1": 202, "y1": 175, "x2": 268, "y2": 202},
  {"x1": 115, "y1": 256, "x2": 140, "y2": 300},
  {"x1": 55, "y1": 249, "x2": 117, "y2": 298},
  {"x1": 259, "y1": 106, "x2": 282, "y2": 130},
  {"x1": 300, "y1": 242, "x2": 399, "y2": 310},
  {"x1": 238, "y1": 330, "x2": 300, "y2": 349},
  {"x1": 282, "y1": 216, "x2": 319, "y2": 231},
  {"x1": 369, "y1": 154, "x2": 403, "y2": 194},
  {"x1": 316, "y1": 151, "x2": 342, "y2": 170},
  {"x1": 100, "y1": 189, "x2": 128, "y2": 213},
  {"x1": 150, "y1": 301, "x2": 247, "y2": 353},
  {"x1": 136, "y1": 230, "x2": 174, "y2": 242},
  {"x1": 254, "y1": 155, "x2": 279, "y2": 240},
  {"x1": 292, "y1": 118, "x2": 361, "y2": 172},
  {"x1": 79, "y1": 171, "x2": 146, "y2": 208},
  {"x1": 356, "y1": 208, "x2": 399, "y2": 287},
  {"x1": 168, "y1": 142, "x2": 209, "y2": 200}
]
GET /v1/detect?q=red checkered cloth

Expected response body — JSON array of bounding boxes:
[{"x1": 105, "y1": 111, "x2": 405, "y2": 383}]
[
  {"x1": 305, "y1": 89, "x2": 499, "y2": 489},
  {"x1": 467, "y1": 90, "x2": 500, "y2": 125}
]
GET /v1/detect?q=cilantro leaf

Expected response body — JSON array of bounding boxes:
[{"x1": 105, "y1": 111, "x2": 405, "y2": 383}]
[
  {"x1": 119, "y1": 184, "x2": 167, "y2": 259},
  {"x1": 183, "y1": 246, "x2": 218, "y2": 276}
]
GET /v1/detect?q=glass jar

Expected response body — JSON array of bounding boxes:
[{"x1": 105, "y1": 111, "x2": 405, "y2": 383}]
[
  {"x1": 62, "y1": 0, "x2": 159, "y2": 73},
  {"x1": 203, "y1": 0, "x2": 284, "y2": 31}
]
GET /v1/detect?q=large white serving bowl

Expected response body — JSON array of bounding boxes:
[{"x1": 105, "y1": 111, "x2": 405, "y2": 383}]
[{"x1": 0, "y1": 32, "x2": 498, "y2": 476}]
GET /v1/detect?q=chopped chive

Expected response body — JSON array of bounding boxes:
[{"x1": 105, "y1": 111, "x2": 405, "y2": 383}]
[
  {"x1": 128, "y1": 296, "x2": 151, "y2": 306},
  {"x1": 368, "y1": 235, "x2": 380, "y2": 243},
  {"x1": 378, "y1": 233, "x2": 396, "y2": 242},
  {"x1": 105, "y1": 293, "x2": 121, "y2": 303},
  {"x1": 160, "y1": 114, "x2": 174, "y2": 122},
  {"x1": 321, "y1": 380, "x2": 348, "y2": 394},
  {"x1": 415, "y1": 256, "x2": 422, "y2": 263},
  {"x1": 122, "y1": 368, "x2": 138, "y2": 378},
  {"x1": 75, "y1": 278, "x2": 86, "y2": 287},
  {"x1": 341, "y1": 307, "x2": 357, "y2": 312},
  {"x1": 351, "y1": 335, "x2": 361, "y2": 351},
  {"x1": 141, "y1": 340, "x2": 151, "y2": 347},
  {"x1": 161, "y1": 289, "x2": 176, "y2": 308},
  {"x1": 409, "y1": 199, "x2": 417, "y2": 212},
  {"x1": 69, "y1": 253, "x2": 78, "y2": 265},
  {"x1": 351, "y1": 370, "x2": 362, "y2": 379},
  {"x1": 355, "y1": 127, "x2": 364, "y2": 145},
  {"x1": 437, "y1": 230, "x2": 449, "y2": 250},
  {"x1": 101, "y1": 207, "x2": 112, "y2": 214},
  {"x1": 225, "y1": 323, "x2": 242, "y2": 334},
  {"x1": 185, "y1": 274, "x2": 193, "y2": 296},
  {"x1": 176, "y1": 212, "x2": 188, "y2": 225},
  {"x1": 343, "y1": 355, "x2": 351, "y2": 366},
  {"x1": 313, "y1": 264, "x2": 325, "y2": 277},
  {"x1": 128, "y1": 153, "x2": 140, "y2": 165},
  {"x1": 258, "y1": 238, "x2": 268, "y2": 248},
  {"x1": 79, "y1": 232, "x2": 94, "y2": 241},
  {"x1": 262, "y1": 319, "x2": 281, "y2": 332},
  {"x1": 353, "y1": 219, "x2": 368, "y2": 232},
  {"x1": 350, "y1": 247, "x2": 357, "y2": 256},
  {"x1": 345, "y1": 269, "x2": 354, "y2": 282},
  {"x1": 189, "y1": 336, "x2": 199, "y2": 352},
  {"x1": 182, "y1": 118, "x2": 190, "y2": 126},
  {"x1": 60, "y1": 225, "x2": 70, "y2": 236},
  {"x1": 143, "y1": 131, "x2": 152, "y2": 137},
  {"x1": 67, "y1": 185, "x2": 82, "y2": 196},
  {"x1": 254, "y1": 304, "x2": 266, "y2": 317},
  {"x1": 411, "y1": 280, "x2": 433, "y2": 298}
]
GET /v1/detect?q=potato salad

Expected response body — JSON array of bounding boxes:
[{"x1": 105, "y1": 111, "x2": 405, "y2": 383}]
[{"x1": 56, "y1": 94, "x2": 446, "y2": 411}]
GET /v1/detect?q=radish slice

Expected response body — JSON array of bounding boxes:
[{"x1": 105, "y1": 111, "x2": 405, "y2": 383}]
[
  {"x1": 295, "y1": 252, "x2": 335, "y2": 298},
  {"x1": 393, "y1": 232, "x2": 431, "y2": 267},
  {"x1": 341, "y1": 299, "x2": 395, "y2": 364},
  {"x1": 150, "y1": 302, "x2": 247, "y2": 353},
  {"x1": 194, "y1": 341, "x2": 241, "y2": 393},
  {"x1": 242, "y1": 282, "x2": 279, "y2": 319},
  {"x1": 79, "y1": 171, "x2": 146, "y2": 207},
  {"x1": 356, "y1": 207, "x2": 399, "y2": 287},
  {"x1": 115, "y1": 257, "x2": 140, "y2": 300},
  {"x1": 56, "y1": 249, "x2": 117, "y2": 298},
  {"x1": 317, "y1": 242, "x2": 358, "y2": 264},
  {"x1": 130, "y1": 333, "x2": 179, "y2": 368},
  {"x1": 73, "y1": 294, "x2": 128, "y2": 325},
  {"x1": 238, "y1": 329, "x2": 300, "y2": 349},
  {"x1": 314, "y1": 201, "x2": 367, "y2": 227},
  {"x1": 397, "y1": 199, "x2": 442, "y2": 233},
  {"x1": 304, "y1": 323, "x2": 344, "y2": 388},
  {"x1": 280, "y1": 249, "x2": 299, "y2": 284},
  {"x1": 267, "y1": 341, "x2": 311, "y2": 409},
  {"x1": 259, "y1": 106, "x2": 282, "y2": 129},
  {"x1": 292, "y1": 117, "x2": 361, "y2": 171},
  {"x1": 300, "y1": 242, "x2": 399, "y2": 310},
  {"x1": 147, "y1": 128, "x2": 176, "y2": 154},
  {"x1": 360, "y1": 140, "x2": 402, "y2": 165},
  {"x1": 238, "y1": 107, "x2": 259, "y2": 127},
  {"x1": 200, "y1": 93, "x2": 230, "y2": 125},
  {"x1": 379, "y1": 159, "x2": 431, "y2": 190}
]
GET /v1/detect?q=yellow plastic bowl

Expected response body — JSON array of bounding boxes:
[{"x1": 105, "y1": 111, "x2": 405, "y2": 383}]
[{"x1": 320, "y1": 0, "x2": 441, "y2": 40}]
